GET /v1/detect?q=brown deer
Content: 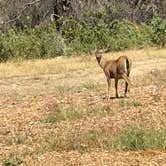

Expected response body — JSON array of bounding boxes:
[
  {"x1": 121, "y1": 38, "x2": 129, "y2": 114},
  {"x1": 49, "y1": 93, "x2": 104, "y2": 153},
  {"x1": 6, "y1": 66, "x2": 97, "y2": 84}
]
[{"x1": 95, "y1": 50, "x2": 132, "y2": 98}]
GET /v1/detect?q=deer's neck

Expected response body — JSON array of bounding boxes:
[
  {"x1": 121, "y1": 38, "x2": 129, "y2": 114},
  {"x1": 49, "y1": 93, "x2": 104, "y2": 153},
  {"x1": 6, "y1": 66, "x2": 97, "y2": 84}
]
[{"x1": 97, "y1": 56, "x2": 106, "y2": 69}]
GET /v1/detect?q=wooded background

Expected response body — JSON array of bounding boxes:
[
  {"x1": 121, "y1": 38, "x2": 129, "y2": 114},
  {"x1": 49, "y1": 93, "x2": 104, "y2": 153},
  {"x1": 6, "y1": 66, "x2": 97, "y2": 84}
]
[
  {"x1": 0, "y1": 0, "x2": 166, "y2": 30},
  {"x1": 0, "y1": 0, "x2": 165, "y2": 61}
]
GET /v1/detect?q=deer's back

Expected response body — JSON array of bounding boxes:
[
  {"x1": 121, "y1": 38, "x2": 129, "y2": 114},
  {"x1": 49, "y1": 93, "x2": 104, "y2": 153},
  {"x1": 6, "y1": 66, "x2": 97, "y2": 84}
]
[
  {"x1": 103, "y1": 56, "x2": 129, "y2": 79},
  {"x1": 104, "y1": 60, "x2": 117, "y2": 78}
]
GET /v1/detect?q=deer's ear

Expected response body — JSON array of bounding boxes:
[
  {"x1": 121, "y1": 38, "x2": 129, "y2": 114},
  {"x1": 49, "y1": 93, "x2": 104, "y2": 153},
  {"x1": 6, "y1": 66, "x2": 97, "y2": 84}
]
[
  {"x1": 98, "y1": 49, "x2": 103, "y2": 54},
  {"x1": 90, "y1": 49, "x2": 97, "y2": 56},
  {"x1": 100, "y1": 48, "x2": 109, "y2": 53}
]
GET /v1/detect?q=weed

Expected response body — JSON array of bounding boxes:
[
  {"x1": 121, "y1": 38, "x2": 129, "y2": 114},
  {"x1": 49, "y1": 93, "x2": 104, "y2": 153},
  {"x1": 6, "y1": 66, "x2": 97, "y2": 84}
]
[
  {"x1": 12, "y1": 135, "x2": 26, "y2": 145},
  {"x1": 119, "y1": 98, "x2": 142, "y2": 108},
  {"x1": 6, "y1": 134, "x2": 27, "y2": 146},
  {"x1": 2, "y1": 153, "x2": 23, "y2": 166},
  {"x1": 152, "y1": 94, "x2": 161, "y2": 102},
  {"x1": 38, "y1": 126, "x2": 166, "y2": 154},
  {"x1": 119, "y1": 98, "x2": 131, "y2": 107},
  {"x1": 74, "y1": 83, "x2": 96, "y2": 93},
  {"x1": 133, "y1": 100, "x2": 142, "y2": 107},
  {"x1": 112, "y1": 127, "x2": 166, "y2": 151},
  {"x1": 55, "y1": 85, "x2": 70, "y2": 93},
  {"x1": 43, "y1": 105, "x2": 111, "y2": 123},
  {"x1": 41, "y1": 128, "x2": 113, "y2": 153}
]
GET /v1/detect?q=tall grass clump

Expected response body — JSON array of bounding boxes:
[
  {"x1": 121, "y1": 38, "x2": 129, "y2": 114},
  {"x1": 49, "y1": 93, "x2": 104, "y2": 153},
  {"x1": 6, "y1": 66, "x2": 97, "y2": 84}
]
[
  {"x1": 41, "y1": 125, "x2": 166, "y2": 154},
  {"x1": 41, "y1": 128, "x2": 113, "y2": 153},
  {"x1": 2, "y1": 153, "x2": 23, "y2": 166},
  {"x1": 44, "y1": 105, "x2": 111, "y2": 123},
  {"x1": 112, "y1": 126, "x2": 166, "y2": 151}
]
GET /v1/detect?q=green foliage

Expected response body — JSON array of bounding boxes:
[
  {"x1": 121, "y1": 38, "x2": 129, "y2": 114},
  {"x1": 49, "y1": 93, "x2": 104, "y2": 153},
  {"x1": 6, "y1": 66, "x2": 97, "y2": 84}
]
[
  {"x1": 112, "y1": 127, "x2": 166, "y2": 151},
  {"x1": 0, "y1": 23, "x2": 65, "y2": 62},
  {"x1": 66, "y1": 19, "x2": 153, "y2": 54},
  {"x1": 151, "y1": 16, "x2": 166, "y2": 47},
  {"x1": 0, "y1": 16, "x2": 165, "y2": 62}
]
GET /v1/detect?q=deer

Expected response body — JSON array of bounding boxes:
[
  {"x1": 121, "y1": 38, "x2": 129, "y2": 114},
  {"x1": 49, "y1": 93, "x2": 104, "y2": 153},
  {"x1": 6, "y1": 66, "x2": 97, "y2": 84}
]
[{"x1": 95, "y1": 50, "x2": 132, "y2": 99}]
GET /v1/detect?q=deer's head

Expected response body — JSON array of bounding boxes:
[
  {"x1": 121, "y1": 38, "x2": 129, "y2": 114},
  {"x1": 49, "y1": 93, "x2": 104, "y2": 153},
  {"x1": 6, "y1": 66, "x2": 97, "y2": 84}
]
[{"x1": 95, "y1": 50, "x2": 103, "y2": 62}]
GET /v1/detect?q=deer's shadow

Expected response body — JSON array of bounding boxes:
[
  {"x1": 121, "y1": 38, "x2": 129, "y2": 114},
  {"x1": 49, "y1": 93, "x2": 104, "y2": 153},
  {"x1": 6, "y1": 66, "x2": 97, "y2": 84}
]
[{"x1": 103, "y1": 96, "x2": 129, "y2": 100}]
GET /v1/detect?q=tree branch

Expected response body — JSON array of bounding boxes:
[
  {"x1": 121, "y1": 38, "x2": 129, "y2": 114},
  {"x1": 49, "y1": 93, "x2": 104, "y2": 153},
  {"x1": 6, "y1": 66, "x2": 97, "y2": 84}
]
[{"x1": 5, "y1": 0, "x2": 41, "y2": 24}]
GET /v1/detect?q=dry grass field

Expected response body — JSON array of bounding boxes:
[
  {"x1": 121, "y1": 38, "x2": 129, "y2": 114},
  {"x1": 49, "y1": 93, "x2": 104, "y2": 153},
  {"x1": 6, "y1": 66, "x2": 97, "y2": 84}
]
[{"x1": 0, "y1": 48, "x2": 166, "y2": 166}]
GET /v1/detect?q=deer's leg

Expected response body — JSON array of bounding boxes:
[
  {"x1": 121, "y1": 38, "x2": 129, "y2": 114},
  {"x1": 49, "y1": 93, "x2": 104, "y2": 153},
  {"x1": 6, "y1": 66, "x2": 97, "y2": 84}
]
[
  {"x1": 115, "y1": 78, "x2": 119, "y2": 98},
  {"x1": 121, "y1": 74, "x2": 131, "y2": 86},
  {"x1": 124, "y1": 82, "x2": 128, "y2": 97},
  {"x1": 107, "y1": 78, "x2": 111, "y2": 99},
  {"x1": 122, "y1": 73, "x2": 131, "y2": 96}
]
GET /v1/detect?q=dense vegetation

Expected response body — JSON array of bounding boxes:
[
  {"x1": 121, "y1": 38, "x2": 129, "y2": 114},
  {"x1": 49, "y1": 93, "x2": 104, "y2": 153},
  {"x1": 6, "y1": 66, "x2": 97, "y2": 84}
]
[
  {"x1": 0, "y1": 16, "x2": 165, "y2": 62},
  {"x1": 0, "y1": 0, "x2": 166, "y2": 61}
]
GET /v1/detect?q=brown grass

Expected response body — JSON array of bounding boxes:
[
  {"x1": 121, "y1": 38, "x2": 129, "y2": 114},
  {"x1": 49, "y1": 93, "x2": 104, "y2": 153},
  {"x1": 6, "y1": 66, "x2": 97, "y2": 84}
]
[
  {"x1": 0, "y1": 48, "x2": 166, "y2": 165},
  {"x1": 0, "y1": 47, "x2": 165, "y2": 79}
]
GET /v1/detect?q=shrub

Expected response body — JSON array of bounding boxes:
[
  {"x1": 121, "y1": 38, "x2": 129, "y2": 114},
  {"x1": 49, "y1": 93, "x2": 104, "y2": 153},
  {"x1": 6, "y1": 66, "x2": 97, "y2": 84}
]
[
  {"x1": 66, "y1": 19, "x2": 153, "y2": 54},
  {"x1": 0, "y1": 23, "x2": 66, "y2": 62},
  {"x1": 151, "y1": 16, "x2": 166, "y2": 47},
  {"x1": 0, "y1": 17, "x2": 164, "y2": 62}
]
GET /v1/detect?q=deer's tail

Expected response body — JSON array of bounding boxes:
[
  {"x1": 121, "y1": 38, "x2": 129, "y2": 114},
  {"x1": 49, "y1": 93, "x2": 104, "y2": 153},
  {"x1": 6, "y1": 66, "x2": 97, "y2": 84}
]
[
  {"x1": 121, "y1": 73, "x2": 131, "y2": 86},
  {"x1": 126, "y1": 57, "x2": 132, "y2": 76}
]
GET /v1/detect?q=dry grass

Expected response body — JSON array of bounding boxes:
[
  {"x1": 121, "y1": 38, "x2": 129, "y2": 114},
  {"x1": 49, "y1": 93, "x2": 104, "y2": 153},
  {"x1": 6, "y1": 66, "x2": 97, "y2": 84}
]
[
  {"x1": 0, "y1": 47, "x2": 165, "y2": 79},
  {"x1": 0, "y1": 48, "x2": 166, "y2": 165}
]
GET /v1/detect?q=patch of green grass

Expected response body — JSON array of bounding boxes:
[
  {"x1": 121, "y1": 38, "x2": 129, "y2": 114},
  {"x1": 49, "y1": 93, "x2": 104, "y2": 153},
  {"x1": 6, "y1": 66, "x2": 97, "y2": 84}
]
[
  {"x1": 55, "y1": 85, "x2": 70, "y2": 93},
  {"x1": 38, "y1": 125, "x2": 166, "y2": 155},
  {"x1": 152, "y1": 94, "x2": 161, "y2": 102},
  {"x1": 119, "y1": 98, "x2": 142, "y2": 107},
  {"x1": 55, "y1": 83, "x2": 96, "y2": 93},
  {"x1": 41, "y1": 128, "x2": 113, "y2": 154},
  {"x1": 6, "y1": 134, "x2": 27, "y2": 146},
  {"x1": 2, "y1": 153, "x2": 23, "y2": 166},
  {"x1": 14, "y1": 135, "x2": 27, "y2": 145},
  {"x1": 119, "y1": 98, "x2": 131, "y2": 107},
  {"x1": 112, "y1": 127, "x2": 166, "y2": 151},
  {"x1": 43, "y1": 126, "x2": 166, "y2": 153},
  {"x1": 133, "y1": 100, "x2": 142, "y2": 107},
  {"x1": 44, "y1": 105, "x2": 111, "y2": 123},
  {"x1": 74, "y1": 83, "x2": 96, "y2": 93}
]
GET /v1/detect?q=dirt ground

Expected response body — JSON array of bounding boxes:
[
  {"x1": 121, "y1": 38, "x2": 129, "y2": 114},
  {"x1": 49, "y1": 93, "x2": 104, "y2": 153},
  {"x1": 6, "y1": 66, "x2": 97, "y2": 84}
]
[{"x1": 0, "y1": 48, "x2": 166, "y2": 165}]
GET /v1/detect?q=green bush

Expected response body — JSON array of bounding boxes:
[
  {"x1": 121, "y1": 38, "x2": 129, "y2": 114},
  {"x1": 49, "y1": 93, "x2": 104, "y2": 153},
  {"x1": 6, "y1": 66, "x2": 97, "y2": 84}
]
[
  {"x1": 151, "y1": 16, "x2": 166, "y2": 47},
  {"x1": 66, "y1": 19, "x2": 153, "y2": 54},
  {"x1": 0, "y1": 23, "x2": 66, "y2": 62},
  {"x1": 0, "y1": 34, "x2": 12, "y2": 62},
  {"x1": 0, "y1": 17, "x2": 164, "y2": 62}
]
